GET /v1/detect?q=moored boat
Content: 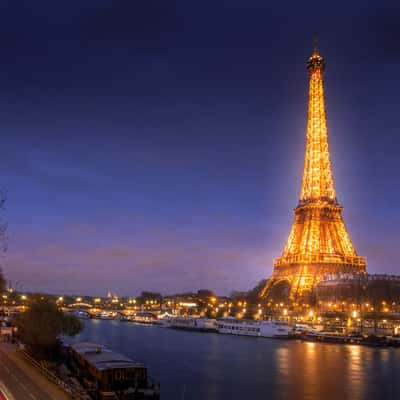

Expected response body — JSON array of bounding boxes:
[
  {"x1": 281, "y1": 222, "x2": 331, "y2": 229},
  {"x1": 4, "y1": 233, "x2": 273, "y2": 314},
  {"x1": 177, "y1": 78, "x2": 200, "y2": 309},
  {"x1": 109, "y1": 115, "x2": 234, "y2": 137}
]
[
  {"x1": 92, "y1": 311, "x2": 118, "y2": 320},
  {"x1": 72, "y1": 310, "x2": 90, "y2": 319},
  {"x1": 217, "y1": 318, "x2": 292, "y2": 338},
  {"x1": 300, "y1": 331, "x2": 400, "y2": 347},
  {"x1": 301, "y1": 330, "x2": 362, "y2": 344},
  {"x1": 68, "y1": 342, "x2": 160, "y2": 399},
  {"x1": 123, "y1": 311, "x2": 159, "y2": 325},
  {"x1": 168, "y1": 317, "x2": 218, "y2": 332}
]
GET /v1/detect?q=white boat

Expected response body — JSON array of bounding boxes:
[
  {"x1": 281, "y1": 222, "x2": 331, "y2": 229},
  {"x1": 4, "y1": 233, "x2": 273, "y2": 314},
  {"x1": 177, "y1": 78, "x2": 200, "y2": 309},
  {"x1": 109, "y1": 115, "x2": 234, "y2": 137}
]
[
  {"x1": 73, "y1": 310, "x2": 90, "y2": 319},
  {"x1": 217, "y1": 318, "x2": 292, "y2": 338},
  {"x1": 293, "y1": 323, "x2": 324, "y2": 334},
  {"x1": 168, "y1": 317, "x2": 218, "y2": 332},
  {"x1": 125, "y1": 312, "x2": 158, "y2": 325},
  {"x1": 94, "y1": 311, "x2": 117, "y2": 320}
]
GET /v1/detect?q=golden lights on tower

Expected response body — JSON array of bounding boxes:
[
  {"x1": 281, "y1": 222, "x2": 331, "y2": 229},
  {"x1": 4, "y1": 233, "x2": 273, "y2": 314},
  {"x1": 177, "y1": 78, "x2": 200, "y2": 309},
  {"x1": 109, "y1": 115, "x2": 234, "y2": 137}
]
[
  {"x1": 300, "y1": 52, "x2": 336, "y2": 204},
  {"x1": 262, "y1": 38, "x2": 366, "y2": 301}
]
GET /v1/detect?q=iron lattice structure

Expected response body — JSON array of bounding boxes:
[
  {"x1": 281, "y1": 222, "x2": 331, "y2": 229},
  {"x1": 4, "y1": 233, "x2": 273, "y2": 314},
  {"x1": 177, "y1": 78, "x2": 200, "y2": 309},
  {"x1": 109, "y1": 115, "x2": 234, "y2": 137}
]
[{"x1": 262, "y1": 42, "x2": 366, "y2": 301}]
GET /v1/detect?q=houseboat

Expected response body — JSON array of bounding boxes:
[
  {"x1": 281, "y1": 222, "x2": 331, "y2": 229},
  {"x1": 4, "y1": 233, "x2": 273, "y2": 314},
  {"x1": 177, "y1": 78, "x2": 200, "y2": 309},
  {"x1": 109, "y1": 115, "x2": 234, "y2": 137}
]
[
  {"x1": 217, "y1": 318, "x2": 292, "y2": 338},
  {"x1": 68, "y1": 342, "x2": 159, "y2": 399}
]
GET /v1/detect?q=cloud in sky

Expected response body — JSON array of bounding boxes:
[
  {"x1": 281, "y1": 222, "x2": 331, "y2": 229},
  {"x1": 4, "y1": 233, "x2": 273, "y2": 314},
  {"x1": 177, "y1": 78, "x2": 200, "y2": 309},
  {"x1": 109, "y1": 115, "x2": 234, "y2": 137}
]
[{"x1": 4, "y1": 218, "x2": 278, "y2": 296}]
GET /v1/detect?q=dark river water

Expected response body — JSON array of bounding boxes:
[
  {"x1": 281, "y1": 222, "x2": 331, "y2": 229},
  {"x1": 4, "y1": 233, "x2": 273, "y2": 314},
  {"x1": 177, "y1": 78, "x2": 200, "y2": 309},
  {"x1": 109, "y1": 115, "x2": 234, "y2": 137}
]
[{"x1": 68, "y1": 319, "x2": 400, "y2": 400}]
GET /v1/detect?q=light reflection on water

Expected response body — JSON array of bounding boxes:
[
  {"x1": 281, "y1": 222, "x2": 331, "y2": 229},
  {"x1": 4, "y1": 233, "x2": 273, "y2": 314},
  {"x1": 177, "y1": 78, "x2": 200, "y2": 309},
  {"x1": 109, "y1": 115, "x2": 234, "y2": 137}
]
[{"x1": 68, "y1": 320, "x2": 400, "y2": 400}]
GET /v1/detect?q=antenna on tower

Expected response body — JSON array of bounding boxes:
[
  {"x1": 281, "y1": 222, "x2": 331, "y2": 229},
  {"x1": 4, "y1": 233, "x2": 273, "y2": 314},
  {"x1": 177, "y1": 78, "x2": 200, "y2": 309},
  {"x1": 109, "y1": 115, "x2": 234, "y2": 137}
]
[{"x1": 313, "y1": 32, "x2": 319, "y2": 55}]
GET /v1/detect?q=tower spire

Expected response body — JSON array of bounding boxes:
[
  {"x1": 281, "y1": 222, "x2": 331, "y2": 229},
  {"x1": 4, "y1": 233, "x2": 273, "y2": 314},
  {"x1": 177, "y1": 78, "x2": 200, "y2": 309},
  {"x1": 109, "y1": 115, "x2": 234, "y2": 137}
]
[
  {"x1": 313, "y1": 32, "x2": 318, "y2": 55},
  {"x1": 301, "y1": 37, "x2": 332, "y2": 204}
]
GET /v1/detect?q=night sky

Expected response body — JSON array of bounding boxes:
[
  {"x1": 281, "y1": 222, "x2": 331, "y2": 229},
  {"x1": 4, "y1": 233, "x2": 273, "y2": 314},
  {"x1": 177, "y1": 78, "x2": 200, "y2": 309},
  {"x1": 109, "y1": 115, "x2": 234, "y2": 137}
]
[{"x1": 1, "y1": 2, "x2": 400, "y2": 296}]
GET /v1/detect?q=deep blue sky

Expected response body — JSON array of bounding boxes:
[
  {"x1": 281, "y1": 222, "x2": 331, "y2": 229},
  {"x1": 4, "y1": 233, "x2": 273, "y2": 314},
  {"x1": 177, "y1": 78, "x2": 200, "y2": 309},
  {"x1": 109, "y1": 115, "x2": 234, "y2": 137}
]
[{"x1": 1, "y1": 1, "x2": 400, "y2": 296}]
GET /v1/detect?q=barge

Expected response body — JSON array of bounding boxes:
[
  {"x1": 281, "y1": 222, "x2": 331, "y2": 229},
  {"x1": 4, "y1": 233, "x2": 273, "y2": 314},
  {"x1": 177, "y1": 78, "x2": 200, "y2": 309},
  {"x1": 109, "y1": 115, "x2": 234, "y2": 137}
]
[
  {"x1": 298, "y1": 331, "x2": 400, "y2": 347},
  {"x1": 69, "y1": 342, "x2": 160, "y2": 399}
]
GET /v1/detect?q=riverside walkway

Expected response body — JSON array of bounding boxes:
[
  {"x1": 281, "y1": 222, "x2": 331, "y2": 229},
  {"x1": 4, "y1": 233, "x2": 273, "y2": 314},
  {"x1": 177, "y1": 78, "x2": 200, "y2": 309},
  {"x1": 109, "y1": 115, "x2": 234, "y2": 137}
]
[{"x1": 0, "y1": 343, "x2": 71, "y2": 400}]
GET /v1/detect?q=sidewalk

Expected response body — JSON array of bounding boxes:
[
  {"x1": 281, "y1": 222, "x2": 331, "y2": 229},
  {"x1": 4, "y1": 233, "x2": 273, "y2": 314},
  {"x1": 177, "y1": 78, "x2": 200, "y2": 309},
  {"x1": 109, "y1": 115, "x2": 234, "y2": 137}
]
[{"x1": 0, "y1": 342, "x2": 72, "y2": 400}]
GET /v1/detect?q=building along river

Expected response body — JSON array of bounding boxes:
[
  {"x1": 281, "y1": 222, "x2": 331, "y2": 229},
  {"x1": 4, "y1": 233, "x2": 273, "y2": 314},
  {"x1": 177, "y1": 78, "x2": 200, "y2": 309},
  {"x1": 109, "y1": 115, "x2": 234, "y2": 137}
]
[{"x1": 66, "y1": 319, "x2": 400, "y2": 400}]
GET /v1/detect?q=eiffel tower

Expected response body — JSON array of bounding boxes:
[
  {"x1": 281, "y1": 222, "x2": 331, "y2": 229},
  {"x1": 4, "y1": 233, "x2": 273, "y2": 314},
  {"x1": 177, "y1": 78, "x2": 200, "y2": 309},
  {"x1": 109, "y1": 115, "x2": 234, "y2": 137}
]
[{"x1": 262, "y1": 37, "x2": 366, "y2": 302}]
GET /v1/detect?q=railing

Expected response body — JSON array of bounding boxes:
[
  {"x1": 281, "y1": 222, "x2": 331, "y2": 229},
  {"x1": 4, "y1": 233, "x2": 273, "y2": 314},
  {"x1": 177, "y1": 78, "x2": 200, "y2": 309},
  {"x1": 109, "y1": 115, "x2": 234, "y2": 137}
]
[
  {"x1": 321, "y1": 273, "x2": 400, "y2": 282},
  {"x1": 274, "y1": 254, "x2": 366, "y2": 267},
  {"x1": 20, "y1": 350, "x2": 89, "y2": 400}
]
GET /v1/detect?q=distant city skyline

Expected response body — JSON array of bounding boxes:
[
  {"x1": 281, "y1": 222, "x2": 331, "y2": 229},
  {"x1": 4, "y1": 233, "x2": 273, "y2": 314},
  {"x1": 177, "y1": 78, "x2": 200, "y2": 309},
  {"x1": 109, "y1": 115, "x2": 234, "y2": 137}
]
[{"x1": 1, "y1": 3, "x2": 400, "y2": 295}]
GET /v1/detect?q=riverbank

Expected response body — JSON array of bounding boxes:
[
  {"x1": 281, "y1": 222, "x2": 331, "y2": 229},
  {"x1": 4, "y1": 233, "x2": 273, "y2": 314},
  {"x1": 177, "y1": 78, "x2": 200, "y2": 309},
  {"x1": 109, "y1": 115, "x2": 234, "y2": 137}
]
[{"x1": 96, "y1": 314, "x2": 400, "y2": 347}]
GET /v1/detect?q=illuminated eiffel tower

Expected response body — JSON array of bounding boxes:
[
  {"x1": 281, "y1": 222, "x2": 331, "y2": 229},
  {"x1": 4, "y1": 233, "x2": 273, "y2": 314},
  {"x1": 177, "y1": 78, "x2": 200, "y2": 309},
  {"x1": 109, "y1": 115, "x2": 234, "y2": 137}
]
[{"x1": 262, "y1": 37, "x2": 366, "y2": 302}]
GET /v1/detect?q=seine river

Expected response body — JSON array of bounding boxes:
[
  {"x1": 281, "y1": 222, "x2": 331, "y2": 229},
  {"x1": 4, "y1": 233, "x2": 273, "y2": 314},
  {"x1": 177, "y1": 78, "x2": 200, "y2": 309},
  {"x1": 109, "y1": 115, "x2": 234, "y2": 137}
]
[{"x1": 68, "y1": 319, "x2": 400, "y2": 400}]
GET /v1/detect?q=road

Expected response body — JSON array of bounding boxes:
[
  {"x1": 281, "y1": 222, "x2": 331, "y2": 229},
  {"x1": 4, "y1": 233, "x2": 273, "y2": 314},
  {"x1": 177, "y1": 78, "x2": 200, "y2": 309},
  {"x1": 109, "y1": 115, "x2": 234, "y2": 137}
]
[{"x1": 0, "y1": 347, "x2": 53, "y2": 400}]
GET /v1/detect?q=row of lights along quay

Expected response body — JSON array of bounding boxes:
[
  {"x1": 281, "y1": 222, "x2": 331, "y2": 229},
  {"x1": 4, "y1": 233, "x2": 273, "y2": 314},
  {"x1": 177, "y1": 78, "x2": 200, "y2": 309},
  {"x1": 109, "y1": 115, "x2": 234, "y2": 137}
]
[{"x1": 2, "y1": 280, "x2": 400, "y2": 336}]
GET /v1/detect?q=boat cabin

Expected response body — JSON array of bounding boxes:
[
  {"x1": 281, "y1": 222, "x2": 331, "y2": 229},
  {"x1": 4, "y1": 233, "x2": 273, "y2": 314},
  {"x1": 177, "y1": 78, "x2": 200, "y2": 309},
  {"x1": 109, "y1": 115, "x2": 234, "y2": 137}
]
[{"x1": 69, "y1": 342, "x2": 158, "y2": 399}]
